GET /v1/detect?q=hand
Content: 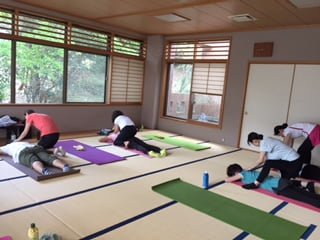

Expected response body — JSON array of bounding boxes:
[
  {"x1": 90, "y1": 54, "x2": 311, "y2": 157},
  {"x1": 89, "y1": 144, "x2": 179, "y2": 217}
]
[{"x1": 242, "y1": 183, "x2": 259, "y2": 190}]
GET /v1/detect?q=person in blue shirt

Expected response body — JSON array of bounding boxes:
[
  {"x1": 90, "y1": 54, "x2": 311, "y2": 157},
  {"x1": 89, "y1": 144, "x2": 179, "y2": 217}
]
[{"x1": 225, "y1": 163, "x2": 320, "y2": 208}]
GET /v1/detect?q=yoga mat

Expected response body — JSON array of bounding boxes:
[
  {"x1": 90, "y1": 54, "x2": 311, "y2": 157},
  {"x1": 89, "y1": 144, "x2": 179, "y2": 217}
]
[
  {"x1": 4, "y1": 158, "x2": 80, "y2": 181},
  {"x1": 0, "y1": 236, "x2": 12, "y2": 240},
  {"x1": 143, "y1": 134, "x2": 210, "y2": 151},
  {"x1": 55, "y1": 140, "x2": 124, "y2": 165},
  {"x1": 232, "y1": 182, "x2": 320, "y2": 213},
  {"x1": 152, "y1": 178, "x2": 308, "y2": 240}
]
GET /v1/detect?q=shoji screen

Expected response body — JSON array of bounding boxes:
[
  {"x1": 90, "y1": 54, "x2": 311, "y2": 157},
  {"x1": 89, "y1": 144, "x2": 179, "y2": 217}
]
[{"x1": 239, "y1": 64, "x2": 294, "y2": 150}]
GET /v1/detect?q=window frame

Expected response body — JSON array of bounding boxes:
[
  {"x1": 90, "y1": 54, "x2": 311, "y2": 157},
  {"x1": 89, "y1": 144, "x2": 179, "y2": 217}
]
[
  {"x1": 0, "y1": 6, "x2": 146, "y2": 105},
  {"x1": 161, "y1": 39, "x2": 231, "y2": 128}
]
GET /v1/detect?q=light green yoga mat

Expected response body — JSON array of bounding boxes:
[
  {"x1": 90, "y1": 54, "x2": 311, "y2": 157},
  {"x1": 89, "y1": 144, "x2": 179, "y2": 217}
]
[
  {"x1": 152, "y1": 179, "x2": 307, "y2": 240},
  {"x1": 143, "y1": 134, "x2": 210, "y2": 151}
]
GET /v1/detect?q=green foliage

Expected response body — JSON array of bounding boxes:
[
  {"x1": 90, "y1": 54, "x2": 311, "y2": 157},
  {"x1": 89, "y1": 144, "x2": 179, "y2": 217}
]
[
  {"x1": 114, "y1": 37, "x2": 142, "y2": 57},
  {"x1": 172, "y1": 63, "x2": 192, "y2": 94},
  {"x1": 0, "y1": 39, "x2": 11, "y2": 102},
  {"x1": 16, "y1": 42, "x2": 64, "y2": 103},
  {"x1": 67, "y1": 51, "x2": 106, "y2": 102}
]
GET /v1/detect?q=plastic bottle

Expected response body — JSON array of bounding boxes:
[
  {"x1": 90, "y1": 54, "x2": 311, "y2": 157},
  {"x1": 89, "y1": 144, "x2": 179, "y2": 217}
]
[
  {"x1": 27, "y1": 223, "x2": 39, "y2": 240},
  {"x1": 10, "y1": 133, "x2": 16, "y2": 141},
  {"x1": 202, "y1": 171, "x2": 209, "y2": 189},
  {"x1": 140, "y1": 124, "x2": 144, "y2": 131}
]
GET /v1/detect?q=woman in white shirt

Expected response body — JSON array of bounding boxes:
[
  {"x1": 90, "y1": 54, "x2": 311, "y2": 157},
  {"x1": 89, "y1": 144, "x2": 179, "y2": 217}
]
[
  {"x1": 243, "y1": 132, "x2": 303, "y2": 189},
  {"x1": 274, "y1": 122, "x2": 320, "y2": 164},
  {"x1": 112, "y1": 110, "x2": 137, "y2": 147}
]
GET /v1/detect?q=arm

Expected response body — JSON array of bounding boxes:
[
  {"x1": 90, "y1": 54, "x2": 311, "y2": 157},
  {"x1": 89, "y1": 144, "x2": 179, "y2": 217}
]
[
  {"x1": 113, "y1": 124, "x2": 120, "y2": 134},
  {"x1": 225, "y1": 173, "x2": 243, "y2": 183},
  {"x1": 15, "y1": 122, "x2": 32, "y2": 141},
  {"x1": 99, "y1": 136, "x2": 113, "y2": 143},
  {"x1": 248, "y1": 152, "x2": 267, "y2": 170},
  {"x1": 283, "y1": 135, "x2": 293, "y2": 147}
]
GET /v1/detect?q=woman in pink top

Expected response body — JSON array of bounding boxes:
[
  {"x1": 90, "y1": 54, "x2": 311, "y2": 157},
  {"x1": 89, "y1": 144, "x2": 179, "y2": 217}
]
[
  {"x1": 16, "y1": 110, "x2": 60, "y2": 149},
  {"x1": 274, "y1": 122, "x2": 320, "y2": 164}
]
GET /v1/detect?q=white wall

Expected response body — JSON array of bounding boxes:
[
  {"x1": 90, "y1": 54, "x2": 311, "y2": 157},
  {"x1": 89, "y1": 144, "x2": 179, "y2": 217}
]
[{"x1": 142, "y1": 27, "x2": 320, "y2": 147}]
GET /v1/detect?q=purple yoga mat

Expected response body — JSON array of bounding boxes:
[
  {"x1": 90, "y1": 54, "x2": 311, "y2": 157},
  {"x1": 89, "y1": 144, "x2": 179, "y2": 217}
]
[{"x1": 55, "y1": 140, "x2": 124, "y2": 165}]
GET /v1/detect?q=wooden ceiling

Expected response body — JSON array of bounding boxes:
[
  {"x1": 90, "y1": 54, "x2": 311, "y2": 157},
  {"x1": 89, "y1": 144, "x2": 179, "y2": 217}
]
[{"x1": 10, "y1": 0, "x2": 320, "y2": 36}]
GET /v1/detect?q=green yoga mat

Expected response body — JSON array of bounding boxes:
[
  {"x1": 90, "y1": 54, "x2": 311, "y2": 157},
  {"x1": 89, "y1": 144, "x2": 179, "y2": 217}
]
[
  {"x1": 152, "y1": 179, "x2": 307, "y2": 240},
  {"x1": 143, "y1": 134, "x2": 210, "y2": 151}
]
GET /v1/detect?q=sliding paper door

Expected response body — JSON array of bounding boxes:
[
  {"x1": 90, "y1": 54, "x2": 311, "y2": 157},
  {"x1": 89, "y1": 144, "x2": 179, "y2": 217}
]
[{"x1": 240, "y1": 64, "x2": 294, "y2": 150}]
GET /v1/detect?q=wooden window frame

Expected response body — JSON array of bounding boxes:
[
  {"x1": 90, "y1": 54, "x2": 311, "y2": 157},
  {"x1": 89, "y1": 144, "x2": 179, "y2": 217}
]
[
  {"x1": 161, "y1": 38, "x2": 231, "y2": 128},
  {"x1": 0, "y1": 6, "x2": 146, "y2": 105}
]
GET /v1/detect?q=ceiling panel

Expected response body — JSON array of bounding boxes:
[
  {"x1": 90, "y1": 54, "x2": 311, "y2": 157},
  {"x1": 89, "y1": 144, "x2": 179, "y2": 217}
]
[
  {"x1": 7, "y1": 0, "x2": 320, "y2": 35},
  {"x1": 242, "y1": 0, "x2": 303, "y2": 25},
  {"x1": 277, "y1": 0, "x2": 320, "y2": 24}
]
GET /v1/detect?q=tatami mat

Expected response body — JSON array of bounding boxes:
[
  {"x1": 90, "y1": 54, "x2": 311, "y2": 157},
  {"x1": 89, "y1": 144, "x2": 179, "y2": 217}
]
[
  {"x1": 102, "y1": 203, "x2": 244, "y2": 240},
  {"x1": 0, "y1": 161, "x2": 25, "y2": 180},
  {"x1": 0, "y1": 130, "x2": 319, "y2": 239},
  {"x1": 72, "y1": 136, "x2": 108, "y2": 147}
]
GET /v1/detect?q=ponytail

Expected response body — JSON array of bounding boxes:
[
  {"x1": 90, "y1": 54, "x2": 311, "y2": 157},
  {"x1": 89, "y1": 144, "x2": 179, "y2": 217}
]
[{"x1": 274, "y1": 123, "x2": 288, "y2": 135}]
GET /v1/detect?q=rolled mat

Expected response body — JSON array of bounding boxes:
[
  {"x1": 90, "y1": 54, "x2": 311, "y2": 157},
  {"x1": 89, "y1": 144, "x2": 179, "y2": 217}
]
[
  {"x1": 143, "y1": 135, "x2": 210, "y2": 151},
  {"x1": 152, "y1": 178, "x2": 308, "y2": 240},
  {"x1": 55, "y1": 140, "x2": 124, "y2": 165}
]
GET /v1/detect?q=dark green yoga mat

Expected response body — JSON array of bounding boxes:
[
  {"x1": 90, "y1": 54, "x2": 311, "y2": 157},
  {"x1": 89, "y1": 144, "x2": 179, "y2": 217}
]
[
  {"x1": 152, "y1": 179, "x2": 307, "y2": 240},
  {"x1": 143, "y1": 134, "x2": 210, "y2": 151}
]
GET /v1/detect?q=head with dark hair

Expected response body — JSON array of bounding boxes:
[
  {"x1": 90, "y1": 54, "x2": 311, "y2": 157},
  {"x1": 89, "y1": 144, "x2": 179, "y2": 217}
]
[
  {"x1": 247, "y1": 132, "x2": 263, "y2": 146},
  {"x1": 227, "y1": 164, "x2": 243, "y2": 177},
  {"x1": 112, "y1": 110, "x2": 123, "y2": 123},
  {"x1": 274, "y1": 123, "x2": 288, "y2": 136},
  {"x1": 24, "y1": 109, "x2": 35, "y2": 116}
]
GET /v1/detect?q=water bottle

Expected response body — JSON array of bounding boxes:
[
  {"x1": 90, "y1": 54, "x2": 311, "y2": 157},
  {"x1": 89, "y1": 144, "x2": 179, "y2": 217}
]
[
  {"x1": 27, "y1": 223, "x2": 39, "y2": 240},
  {"x1": 202, "y1": 171, "x2": 209, "y2": 189}
]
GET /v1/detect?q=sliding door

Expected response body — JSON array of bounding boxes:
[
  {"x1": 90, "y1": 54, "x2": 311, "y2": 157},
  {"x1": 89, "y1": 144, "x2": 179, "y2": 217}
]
[{"x1": 239, "y1": 64, "x2": 294, "y2": 150}]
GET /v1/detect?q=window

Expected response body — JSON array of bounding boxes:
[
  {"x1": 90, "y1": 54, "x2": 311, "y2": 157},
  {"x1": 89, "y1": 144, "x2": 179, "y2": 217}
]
[
  {"x1": 70, "y1": 26, "x2": 110, "y2": 51},
  {"x1": 0, "y1": 9, "x2": 12, "y2": 34},
  {"x1": 110, "y1": 56, "x2": 144, "y2": 103},
  {"x1": 0, "y1": 8, "x2": 146, "y2": 105},
  {"x1": 0, "y1": 39, "x2": 11, "y2": 103},
  {"x1": 18, "y1": 13, "x2": 65, "y2": 43},
  {"x1": 166, "y1": 63, "x2": 192, "y2": 119},
  {"x1": 113, "y1": 36, "x2": 145, "y2": 57},
  {"x1": 164, "y1": 39, "x2": 230, "y2": 125},
  {"x1": 67, "y1": 51, "x2": 107, "y2": 103},
  {"x1": 15, "y1": 42, "x2": 64, "y2": 103}
]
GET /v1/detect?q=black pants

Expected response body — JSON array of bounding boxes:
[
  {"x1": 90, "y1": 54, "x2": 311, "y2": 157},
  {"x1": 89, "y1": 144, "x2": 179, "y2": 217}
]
[
  {"x1": 298, "y1": 137, "x2": 314, "y2": 164},
  {"x1": 300, "y1": 164, "x2": 320, "y2": 181},
  {"x1": 37, "y1": 132, "x2": 59, "y2": 149},
  {"x1": 277, "y1": 179, "x2": 320, "y2": 208},
  {"x1": 257, "y1": 158, "x2": 302, "y2": 183},
  {"x1": 114, "y1": 126, "x2": 137, "y2": 147},
  {"x1": 128, "y1": 137, "x2": 161, "y2": 154}
]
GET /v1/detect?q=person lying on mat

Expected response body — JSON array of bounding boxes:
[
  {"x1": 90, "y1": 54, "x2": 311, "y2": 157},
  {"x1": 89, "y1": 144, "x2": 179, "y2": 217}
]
[
  {"x1": 99, "y1": 132, "x2": 167, "y2": 158},
  {"x1": 0, "y1": 141, "x2": 71, "y2": 175},
  {"x1": 243, "y1": 132, "x2": 303, "y2": 189},
  {"x1": 274, "y1": 122, "x2": 320, "y2": 164},
  {"x1": 225, "y1": 163, "x2": 320, "y2": 208},
  {"x1": 15, "y1": 109, "x2": 65, "y2": 157}
]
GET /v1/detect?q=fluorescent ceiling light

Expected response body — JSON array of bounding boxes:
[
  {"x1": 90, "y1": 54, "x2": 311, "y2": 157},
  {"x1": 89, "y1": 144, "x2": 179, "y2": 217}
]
[
  {"x1": 228, "y1": 14, "x2": 257, "y2": 22},
  {"x1": 154, "y1": 13, "x2": 189, "y2": 23},
  {"x1": 288, "y1": 0, "x2": 320, "y2": 8}
]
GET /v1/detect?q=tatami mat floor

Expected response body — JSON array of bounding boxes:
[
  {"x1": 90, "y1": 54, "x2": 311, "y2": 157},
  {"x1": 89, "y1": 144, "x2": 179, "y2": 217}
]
[{"x1": 0, "y1": 129, "x2": 319, "y2": 239}]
